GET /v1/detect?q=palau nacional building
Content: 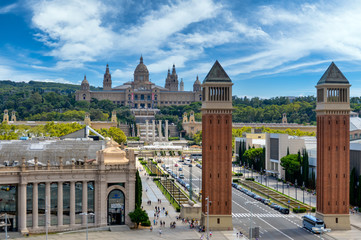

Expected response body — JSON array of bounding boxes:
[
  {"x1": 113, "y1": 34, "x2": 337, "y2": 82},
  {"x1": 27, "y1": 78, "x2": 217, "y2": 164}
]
[{"x1": 76, "y1": 56, "x2": 202, "y2": 108}]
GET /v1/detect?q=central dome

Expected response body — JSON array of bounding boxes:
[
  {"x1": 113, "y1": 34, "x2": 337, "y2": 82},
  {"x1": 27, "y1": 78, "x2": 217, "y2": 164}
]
[{"x1": 134, "y1": 56, "x2": 149, "y2": 74}]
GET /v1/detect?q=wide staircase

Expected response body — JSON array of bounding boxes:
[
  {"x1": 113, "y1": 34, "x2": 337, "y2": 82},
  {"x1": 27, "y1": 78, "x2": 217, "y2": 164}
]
[
  {"x1": 118, "y1": 123, "x2": 130, "y2": 137},
  {"x1": 168, "y1": 125, "x2": 179, "y2": 138}
]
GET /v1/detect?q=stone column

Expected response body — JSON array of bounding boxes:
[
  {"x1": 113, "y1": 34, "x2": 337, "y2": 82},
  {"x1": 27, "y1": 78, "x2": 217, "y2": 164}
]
[
  {"x1": 152, "y1": 120, "x2": 156, "y2": 142},
  {"x1": 165, "y1": 120, "x2": 169, "y2": 141},
  {"x1": 145, "y1": 120, "x2": 149, "y2": 142},
  {"x1": 158, "y1": 120, "x2": 162, "y2": 141},
  {"x1": 70, "y1": 182, "x2": 75, "y2": 226},
  {"x1": 33, "y1": 182, "x2": 38, "y2": 228},
  {"x1": 19, "y1": 183, "x2": 28, "y2": 234},
  {"x1": 57, "y1": 182, "x2": 63, "y2": 226},
  {"x1": 82, "y1": 181, "x2": 88, "y2": 226},
  {"x1": 45, "y1": 182, "x2": 51, "y2": 228}
]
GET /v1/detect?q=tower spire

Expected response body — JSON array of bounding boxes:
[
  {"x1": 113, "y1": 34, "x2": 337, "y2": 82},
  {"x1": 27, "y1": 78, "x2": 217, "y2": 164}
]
[{"x1": 140, "y1": 55, "x2": 143, "y2": 64}]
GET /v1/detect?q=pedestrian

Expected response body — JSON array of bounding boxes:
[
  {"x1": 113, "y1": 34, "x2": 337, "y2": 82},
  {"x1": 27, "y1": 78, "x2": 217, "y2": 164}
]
[
  {"x1": 210, "y1": 231, "x2": 212, "y2": 238},
  {"x1": 236, "y1": 232, "x2": 238, "y2": 238},
  {"x1": 159, "y1": 229, "x2": 162, "y2": 236}
]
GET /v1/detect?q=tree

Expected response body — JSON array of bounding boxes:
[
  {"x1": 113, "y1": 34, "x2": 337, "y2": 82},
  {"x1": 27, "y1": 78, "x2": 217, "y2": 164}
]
[
  {"x1": 280, "y1": 154, "x2": 301, "y2": 183},
  {"x1": 135, "y1": 171, "x2": 142, "y2": 208},
  {"x1": 302, "y1": 149, "x2": 309, "y2": 188},
  {"x1": 128, "y1": 207, "x2": 149, "y2": 228},
  {"x1": 97, "y1": 127, "x2": 126, "y2": 144},
  {"x1": 243, "y1": 148, "x2": 264, "y2": 171}
]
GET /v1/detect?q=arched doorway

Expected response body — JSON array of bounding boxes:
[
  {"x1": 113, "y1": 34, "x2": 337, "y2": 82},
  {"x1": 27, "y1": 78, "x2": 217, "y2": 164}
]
[{"x1": 107, "y1": 189, "x2": 125, "y2": 225}]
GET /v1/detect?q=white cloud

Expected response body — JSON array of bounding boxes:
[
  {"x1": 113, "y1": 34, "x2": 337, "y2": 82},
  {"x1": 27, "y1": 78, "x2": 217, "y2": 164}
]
[{"x1": 0, "y1": 3, "x2": 17, "y2": 14}]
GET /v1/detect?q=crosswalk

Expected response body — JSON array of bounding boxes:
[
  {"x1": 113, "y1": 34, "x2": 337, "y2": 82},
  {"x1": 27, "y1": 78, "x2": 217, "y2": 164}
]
[{"x1": 232, "y1": 213, "x2": 294, "y2": 218}]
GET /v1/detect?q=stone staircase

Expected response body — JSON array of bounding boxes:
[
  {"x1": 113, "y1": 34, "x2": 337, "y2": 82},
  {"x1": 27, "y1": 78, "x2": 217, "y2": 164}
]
[
  {"x1": 168, "y1": 125, "x2": 179, "y2": 138},
  {"x1": 138, "y1": 123, "x2": 159, "y2": 142},
  {"x1": 118, "y1": 123, "x2": 130, "y2": 137}
]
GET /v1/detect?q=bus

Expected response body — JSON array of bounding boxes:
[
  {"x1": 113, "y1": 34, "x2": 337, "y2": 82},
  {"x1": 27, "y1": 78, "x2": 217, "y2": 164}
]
[
  {"x1": 302, "y1": 215, "x2": 325, "y2": 233},
  {"x1": 190, "y1": 153, "x2": 202, "y2": 160}
]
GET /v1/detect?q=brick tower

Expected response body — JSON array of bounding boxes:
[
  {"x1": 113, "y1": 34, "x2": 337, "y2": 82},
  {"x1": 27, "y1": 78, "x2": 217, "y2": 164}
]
[
  {"x1": 201, "y1": 61, "x2": 233, "y2": 230},
  {"x1": 315, "y1": 62, "x2": 351, "y2": 230}
]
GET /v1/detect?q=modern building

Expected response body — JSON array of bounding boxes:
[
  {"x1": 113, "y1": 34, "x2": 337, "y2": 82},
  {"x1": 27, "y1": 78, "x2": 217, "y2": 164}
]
[
  {"x1": 0, "y1": 138, "x2": 136, "y2": 234},
  {"x1": 315, "y1": 62, "x2": 351, "y2": 230},
  {"x1": 75, "y1": 56, "x2": 202, "y2": 109},
  {"x1": 201, "y1": 61, "x2": 233, "y2": 230}
]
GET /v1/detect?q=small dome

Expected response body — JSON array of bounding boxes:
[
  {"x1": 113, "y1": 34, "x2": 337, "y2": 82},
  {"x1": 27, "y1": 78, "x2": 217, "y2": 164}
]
[
  {"x1": 194, "y1": 75, "x2": 201, "y2": 85},
  {"x1": 82, "y1": 75, "x2": 89, "y2": 85},
  {"x1": 134, "y1": 56, "x2": 149, "y2": 74}
]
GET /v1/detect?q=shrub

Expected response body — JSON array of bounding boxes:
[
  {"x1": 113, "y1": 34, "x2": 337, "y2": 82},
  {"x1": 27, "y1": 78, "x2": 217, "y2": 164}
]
[
  {"x1": 141, "y1": 220, "x2": 151, "y2": 226},
  {"x1": 245, "y1": 178, "x2": 255, "y2": 181},
  {"x1": 234, "y1": 173, "x2": 243, "y2": 176},
  {"x1": 292, "y1": 207, "x2": 307, "y2": 213},
  {"x1": 127, "y1": 137, "x2": 140, "y2": 141},
  {"x1": 138, "y1": 157, "x2": 144, "y2": 161},
  {"x1": 148, "y1": 158, "x2": 153, "y2": 161},
  {"x1": 232, "y1": 179, "x2": 239, "y2": 183},
  {"x1": 153, "y1": 178, "x2": 161, "y2": 181},
  {"x1": 169, "y1": 137, "x2": 180, "y2": 141},
  {"x1": 311, "y1": 207, "x2": 316, "y2": 212},
  {"x1": 149, "y1": 173, "x2": 157, "y2": 176},
  {"x1": 176, "y1": 207, "x2": 181, "y2": 212},
  {"x1": 152, "y1": 161, "x2": 157, "y2": 165},
  {"x1": 140, "y1": 161, "x2": 147, "y2": 165}
]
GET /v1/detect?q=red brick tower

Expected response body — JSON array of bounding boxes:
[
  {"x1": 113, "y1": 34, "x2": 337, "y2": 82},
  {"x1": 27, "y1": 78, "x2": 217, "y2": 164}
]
[
  {"x1": 315, "y1": 62, "x2": 351, "y2": 230},
  {"x1": 201, "y1": 61, "x2": 233, "y2": 230}
]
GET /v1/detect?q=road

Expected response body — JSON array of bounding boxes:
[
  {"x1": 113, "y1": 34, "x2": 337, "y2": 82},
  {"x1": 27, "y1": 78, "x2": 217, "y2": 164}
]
[{"x1": 160, "y1": 157, "x2": 331, "y2": 240}]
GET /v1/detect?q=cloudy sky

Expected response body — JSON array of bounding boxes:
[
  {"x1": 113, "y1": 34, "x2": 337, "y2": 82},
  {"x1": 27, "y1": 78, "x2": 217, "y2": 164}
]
[{"x1": 1, "y1": 0, "x2": 361, "y2": 98}]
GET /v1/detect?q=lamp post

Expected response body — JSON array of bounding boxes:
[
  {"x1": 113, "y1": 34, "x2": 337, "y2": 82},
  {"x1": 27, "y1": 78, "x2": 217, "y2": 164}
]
[
  {"x1": 205, "y1": 197, "x2": 211, "y2": 240},
  {"x1": 79, "y1": 212, "x2": 95, "y2": 240},
  {"x1": 288, "y1": 183, "x2": 290, "y2": 196},
  {"x1": 302, "y1": 182, "x2": 305, "y2": 204},
  {"x1": 282, "y1": 177, "x2": 284, "y2": 194},
  {"x1": 276, "y1": 174, "x2": 279, "y2": 192},
  {"x1": 251, "y1": 164, "x2": 253, "y2": 179},
  {"x1": 260, "y1": 168, "x2": 263, "y2": 185},
  {"x1": 246, "y1": 201, "x2": 257, "y2": 239},
  {"x1": 295, "y1": 179, "x2": 298, "y2": 201}
]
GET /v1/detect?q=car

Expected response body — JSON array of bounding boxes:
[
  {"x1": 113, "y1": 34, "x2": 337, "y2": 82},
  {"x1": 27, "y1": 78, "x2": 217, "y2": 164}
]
[
  {"x1": 175, "y1": 163, "x2": 178, "y2": 167},
  {"x1": 178, "y1": 168, "x2": 183, "y2": 171},
  {"x1": 279, "y1": 207, "x2": 290, "y2": 214},
  {"x1": 273, "y1": 205, "x2": 281, "y2": 211},
  {"x1": 167, "y1": 169, "x2": 172, "y2": 173},
  {"x1": 263, "y1": 199, "x2": 271, "y2": 205},
  {"x1": 254, "y1": 195, "x2": 262, "y2": 201},
  {"x1": 179, "y1": 174, "x2": 185, "y2": 179},
  {"x1": 232, "y1": 183, "x2": 238, "y2": 188}
]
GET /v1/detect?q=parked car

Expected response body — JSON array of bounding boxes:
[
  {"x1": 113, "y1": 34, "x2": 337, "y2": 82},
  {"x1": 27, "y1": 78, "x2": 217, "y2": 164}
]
[
  {"x1": 254, "y1": 195, "x2": 263, "y2": 201},
  {"x1": 262, "y1": 199, "x2": 271, "y2": 205},
  {"x1": 179, "y1": 174, "x2": 185, "y2": 179},
  {"x1": 279, "y1": 207, "x2": 290, "y2": 214},
  {"x1": 174, "y1": 163, "x2": 178, "y2": 167},
  {"x1": 270, "y1": 203, "x2": 278, "y2": 209},
  {"x1": 178, "y1": 168, "x2": 183, "y2": 171},
  {"x1": 232, "y1": 183, "x2": 238, "y2": 188}
]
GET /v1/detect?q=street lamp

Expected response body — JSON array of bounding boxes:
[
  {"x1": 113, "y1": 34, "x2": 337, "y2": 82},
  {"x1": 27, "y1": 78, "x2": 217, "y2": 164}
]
[
  {"x1": 276, "y1": 174, "x2": 279, "y2": 192},
  {"x1": 251, "y1": 164, "x2": 253, "y2": 179},
  {"x1": 260, "y1": 168, "x2": 263, "y2": 185},
  {"x1": 205, "y1": 197, "x2": 211, "y2": 240},
  {"x1": 79, "y1": 212, "x2": 95, "y2": 240},
  {"x1": 282, "y1": 177, "x2": 284, "y2": 194},
  {"x1": 0, "y1": 213, "x2": 9, "y2": 240},
  {"x1": 302, "y1": 182, "x2": 305, "y2": 203},
  {"x1": 295, "y1": 179, "x2": 298, "y2": 201},
  {"x1": 246, "y1": 201, "x2": 257, "y2": 240}
]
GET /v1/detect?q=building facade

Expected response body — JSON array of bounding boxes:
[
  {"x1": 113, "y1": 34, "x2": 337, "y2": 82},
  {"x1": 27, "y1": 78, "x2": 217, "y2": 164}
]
[
  {"x1": 315, "y1": 62, "x2": 351, "y2": 230},
  {"x1": 75, "y1": 56, "x2": 202, "y2": 109},
  {"x1": 201, "y1": 61, "x2": 233, "y2": 230},
  {"x1": 0, "y1": 139, "x2": 136, "y2": 234}
]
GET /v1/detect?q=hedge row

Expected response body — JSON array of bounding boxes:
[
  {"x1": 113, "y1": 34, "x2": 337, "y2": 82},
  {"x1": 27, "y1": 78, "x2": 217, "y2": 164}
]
[{"x1": 293, "y1": 208, "x2": 307, "y2": 213}]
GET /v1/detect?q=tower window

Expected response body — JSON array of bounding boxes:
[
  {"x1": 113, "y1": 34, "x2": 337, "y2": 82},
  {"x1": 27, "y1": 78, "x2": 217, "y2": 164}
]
[
  {"x1": 210, "y1": 146, "x2": 212, "y2": 150},
  {"x1": 336, "y1": 218, "x2": 338, "y2": 223},
  {"x1": 210, "y1": 174, "x2": 212, "y2": 178},
  {"x1": 218, "y1": 119, "x2": 220, "y2": 124},
  {"x1": 210, "y1": 120, "x2": 212, "y2": 124},
  {"x1": 217, "y1": 218, "x2": 220, "y2": 224},
  {"x1": 226, "y1": 146, "x2": 228, "y2": 150},
  {"x1": 218, "y1": 173, "x2": 220, "y2": 178},
  {"x1": 226, "y1": 120, "x2": 228, "y2": 124},
  {"x1": 225, "y1": 201, "x2": 227, "y2": 206}
]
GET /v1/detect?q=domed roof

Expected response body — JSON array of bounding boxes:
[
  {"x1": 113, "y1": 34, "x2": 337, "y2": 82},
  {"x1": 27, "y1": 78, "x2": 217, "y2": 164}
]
[
  {"x1": 194, "y1": 75, "x2": 201, "y2": 85},
  {"x1": 81, "y1": 75, "x2": 89, "y2": 85},
  {"x1": 134, "y1": 56, "x2": 149, "y2": 74}
]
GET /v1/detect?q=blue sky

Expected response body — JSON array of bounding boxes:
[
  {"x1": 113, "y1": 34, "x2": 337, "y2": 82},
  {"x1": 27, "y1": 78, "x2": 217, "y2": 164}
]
[{"x1": 1, "y1": 0, "x2": 361, "y2": 98}]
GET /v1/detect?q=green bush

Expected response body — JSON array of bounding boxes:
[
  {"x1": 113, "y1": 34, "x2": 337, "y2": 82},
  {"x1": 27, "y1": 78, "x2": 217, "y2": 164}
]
[
  {"x1": 148, "y1": 158, "x2": 153, "y2": 161},
  {"x1": 245, "y1": 178, "x2": 255, "y2": 181},
  {"x1": 234, "y1": 173, "x2": 243, "y2": 176},
  {"x1": 149, "y1": 173, "x2": 157, "y2": 176},
  {"x1": 176, "y1": 207, "x2": 181, "y2": 212},
  {"x1": 169, "y1": 137, "x2": 180, "y2": 141},
  {"x1": 141, "y1": 220, "x2": 151, "y2": 226},
  {"x1": 232, "y1": 179, "x2": 239, "y2": 183},
  {"x1": 153, "y1": 178, "x2": 161, "y2": 181},
  {"x1": 138, "y1": 157, "x2": 144, "y2": 161},
  {"x1": 293, "y1": 207, "x2": 307, "y2": 213},
  {"x1": 127, "y1": 137, "x2": 140, "y2": 141},
  {"x1": 152, "y1": 161, "x2": 157, "y2": 165},
  {"x1": 140, "y1": 161, "x2": 147, "y2": 165},
  {"x1": 311, "y1": 207, "x2": 316, "y2": 212}
]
